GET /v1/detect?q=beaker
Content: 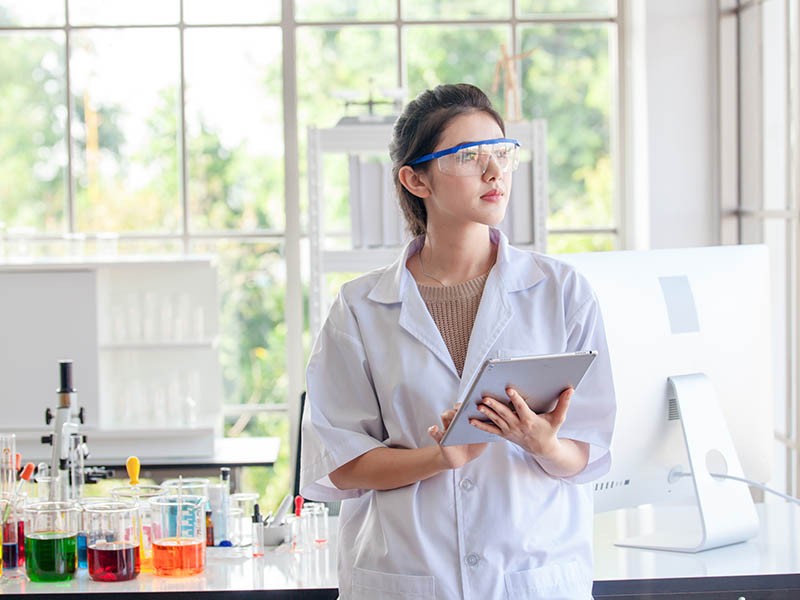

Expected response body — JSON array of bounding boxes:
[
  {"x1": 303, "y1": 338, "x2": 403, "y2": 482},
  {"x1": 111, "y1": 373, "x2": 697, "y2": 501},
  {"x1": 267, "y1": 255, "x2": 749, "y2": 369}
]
[
  {"x1": 159, "y1": 477, "x2": 209, "y2": 500},
  {"x1": 76, "y1": 496, "x2": 115, "y2": 569},
  {"x1": 111, "y1": 484, "x2": 164, "y2": 573},
  {"x1": 230, "y1": 492, "x2": 259, "y2": 546},
  {"x1": 24, "y1": 501, "x2": 79, "y2": 582},
  {"x1": 82, "y1": 501, "x2": 139, "y2": 582},
  {"x1": 149, "y1": 494, "x2": 206, "y2": 576},
  {"x1": 303, "y1": 502, "x2": 330, "y2": 548}
]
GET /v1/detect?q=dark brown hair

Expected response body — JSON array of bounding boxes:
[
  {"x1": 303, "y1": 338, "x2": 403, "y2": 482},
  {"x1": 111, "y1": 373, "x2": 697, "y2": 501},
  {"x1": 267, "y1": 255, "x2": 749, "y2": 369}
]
[{"x1": 389, "y1": 83, "x2": 505, "y2": 237}]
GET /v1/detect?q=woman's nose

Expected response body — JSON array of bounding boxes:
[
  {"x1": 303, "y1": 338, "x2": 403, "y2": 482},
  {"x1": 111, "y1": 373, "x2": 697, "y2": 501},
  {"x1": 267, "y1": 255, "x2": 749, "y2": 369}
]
[{"x1": 482, "y1": 154, "x2": 501, "y2": 181}]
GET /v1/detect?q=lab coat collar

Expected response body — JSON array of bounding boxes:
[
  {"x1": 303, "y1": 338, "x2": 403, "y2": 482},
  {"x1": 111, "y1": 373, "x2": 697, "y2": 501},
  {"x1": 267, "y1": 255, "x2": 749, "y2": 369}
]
[
  {"x1": 367, "y1": 229, "x2": 547, "y2": 381},
  {"x1": 367, "y1": 227, "x2": 546, "y2": 304}
]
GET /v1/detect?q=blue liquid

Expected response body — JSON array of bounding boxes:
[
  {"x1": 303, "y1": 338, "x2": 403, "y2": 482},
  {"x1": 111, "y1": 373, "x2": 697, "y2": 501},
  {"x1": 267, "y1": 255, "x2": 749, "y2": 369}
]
[
  {"x1": 77, "y1": 533, "x2": 88, "y2": 569},
  {"x1": 3, "y1": 541, "x2": 19, "y2": 569}
]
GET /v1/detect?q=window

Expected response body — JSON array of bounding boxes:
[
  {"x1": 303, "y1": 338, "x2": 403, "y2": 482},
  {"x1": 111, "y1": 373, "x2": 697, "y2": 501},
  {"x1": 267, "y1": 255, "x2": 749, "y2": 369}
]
[
  {"x1": 0, "y1": 0, "x2": 622, "y2": 507},
  {"x1": 718, "y1": 0, "x2": 800, "y2": 500}
]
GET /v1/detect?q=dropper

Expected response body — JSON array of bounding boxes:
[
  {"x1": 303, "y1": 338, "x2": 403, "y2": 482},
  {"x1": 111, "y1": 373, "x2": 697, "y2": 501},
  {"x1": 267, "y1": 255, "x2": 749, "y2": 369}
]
[
  {"x1": 2, "y1": 463, "x2": 35, "y2": 524},
  {"x1": 126, "y1": 456, "x2": 141, "y2": 486}
]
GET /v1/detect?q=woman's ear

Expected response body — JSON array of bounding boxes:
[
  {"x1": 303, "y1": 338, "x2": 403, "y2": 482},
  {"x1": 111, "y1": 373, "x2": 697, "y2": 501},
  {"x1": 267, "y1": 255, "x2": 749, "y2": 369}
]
[{"x1": 398, "y1": 165, "x2": 432, "y2": 199}]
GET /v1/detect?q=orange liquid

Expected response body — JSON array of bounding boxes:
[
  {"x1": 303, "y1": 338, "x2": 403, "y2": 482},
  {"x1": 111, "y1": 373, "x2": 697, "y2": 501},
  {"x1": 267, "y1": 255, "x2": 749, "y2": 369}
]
[{"x1": 152, "y1": 538, "x2": 204, "y2": 576}]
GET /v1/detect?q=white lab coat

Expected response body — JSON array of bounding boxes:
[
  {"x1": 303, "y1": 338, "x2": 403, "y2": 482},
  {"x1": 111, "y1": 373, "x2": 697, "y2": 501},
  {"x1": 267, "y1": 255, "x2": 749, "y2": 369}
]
[{"x1": 301, "y1": 228, "x2": 616, "y2": 600}]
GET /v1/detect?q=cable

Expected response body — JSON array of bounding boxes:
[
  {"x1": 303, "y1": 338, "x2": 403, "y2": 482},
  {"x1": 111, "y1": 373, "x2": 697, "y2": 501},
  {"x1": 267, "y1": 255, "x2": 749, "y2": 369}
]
[{"x1": 672, "y1": 469, "x2": 800, "y2": 506}]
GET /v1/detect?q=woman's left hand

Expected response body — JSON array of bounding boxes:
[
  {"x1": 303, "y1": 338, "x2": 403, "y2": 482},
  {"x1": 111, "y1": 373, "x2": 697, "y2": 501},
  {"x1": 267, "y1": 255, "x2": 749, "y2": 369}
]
[{"x1": 469, "y1": 386, "x2": 573, "y2": 458}]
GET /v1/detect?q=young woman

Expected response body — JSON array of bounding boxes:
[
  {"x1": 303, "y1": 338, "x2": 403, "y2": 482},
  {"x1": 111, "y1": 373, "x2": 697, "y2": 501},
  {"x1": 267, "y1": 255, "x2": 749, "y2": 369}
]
[{"x1": 300, "y1": 83, "x2": 616, "y2": 600}]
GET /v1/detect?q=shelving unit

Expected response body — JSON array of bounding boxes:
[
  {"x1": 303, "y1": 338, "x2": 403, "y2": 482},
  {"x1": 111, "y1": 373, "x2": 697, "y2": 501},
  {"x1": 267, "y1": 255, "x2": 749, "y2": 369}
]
[
  {"x1": 307, "y1": 120, "x2": 549, "y2": 339},
  {"x1": 0, "y1": 256, "x2": 223, "y2": 446}
]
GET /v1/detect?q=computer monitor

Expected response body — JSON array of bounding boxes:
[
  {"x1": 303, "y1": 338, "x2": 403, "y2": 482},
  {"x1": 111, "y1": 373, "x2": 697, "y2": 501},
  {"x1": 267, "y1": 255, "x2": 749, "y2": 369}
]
[{"x1": 560, "y1": 244, "x2": 773, "y2": 552}]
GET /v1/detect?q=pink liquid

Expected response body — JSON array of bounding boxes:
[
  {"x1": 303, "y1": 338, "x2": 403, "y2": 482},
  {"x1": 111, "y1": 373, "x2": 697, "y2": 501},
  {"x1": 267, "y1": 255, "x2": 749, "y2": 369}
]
[{"x1": 87, "y1": 542, "x2": 139, "y2": 582}]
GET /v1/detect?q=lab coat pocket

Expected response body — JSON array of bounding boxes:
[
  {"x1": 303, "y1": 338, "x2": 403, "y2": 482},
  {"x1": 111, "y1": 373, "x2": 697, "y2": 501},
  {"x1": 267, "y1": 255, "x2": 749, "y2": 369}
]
[
  {"x1": 351, "y1": 567, "x2": 436, "y2": 600},
  {"x1": 504, "y1": 559, "x2": 592, "y2": 600}
]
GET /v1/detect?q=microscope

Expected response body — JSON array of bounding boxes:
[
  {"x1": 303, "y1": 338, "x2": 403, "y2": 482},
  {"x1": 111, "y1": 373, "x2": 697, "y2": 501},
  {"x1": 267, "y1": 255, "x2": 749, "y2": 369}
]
[{"x1": 40, "y1": 360, "x2": 110, "y2": 501}]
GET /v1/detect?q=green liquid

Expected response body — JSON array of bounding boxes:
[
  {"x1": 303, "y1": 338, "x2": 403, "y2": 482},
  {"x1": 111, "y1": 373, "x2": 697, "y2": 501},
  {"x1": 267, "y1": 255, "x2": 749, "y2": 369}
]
[{"x1": 25, "y1": 533, "x2": 77, "y2": 582}]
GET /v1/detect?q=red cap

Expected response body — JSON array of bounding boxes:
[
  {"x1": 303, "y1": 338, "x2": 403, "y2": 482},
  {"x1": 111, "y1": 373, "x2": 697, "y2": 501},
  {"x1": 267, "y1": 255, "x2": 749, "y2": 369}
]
[
  {"x1": 20, "y1": 462, "x2": 35, "y2": 481},
  {"x1": 294, "y1": 495, "x2": 304, "y2": 517}
]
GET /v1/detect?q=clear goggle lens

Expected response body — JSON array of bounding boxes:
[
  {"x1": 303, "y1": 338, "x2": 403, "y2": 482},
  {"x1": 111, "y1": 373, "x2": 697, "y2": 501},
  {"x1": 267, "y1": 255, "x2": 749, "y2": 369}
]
[{"x1": 437, "y1": 141, "x2": 520, "y2": 176}]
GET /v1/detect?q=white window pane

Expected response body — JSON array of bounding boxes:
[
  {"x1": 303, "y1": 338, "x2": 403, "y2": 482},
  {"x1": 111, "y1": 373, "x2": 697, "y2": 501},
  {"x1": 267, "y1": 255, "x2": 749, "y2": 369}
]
[
  {"x1": 0, "y1": 0, "x2": 65, "y2": 25},
  {"x1": 69, "y1": 0, "x2": 179, "y2": 26},
  {"x1": 403, "y1": 0, "x2": 509, "y2": 20},
  {"x1": 295, "y1": 0, "x2": 395, "y2": 22},
  {"x1": 70, "y1": 29, "x2": 181, "y2": 232},
  {"x1": 518, "y1": 0, "x2": 616, "y2": 17},
  {"x1": 296, "y1": 26, "x2": 398, "y2": 233},
  {"x1": 183, "y1": 0, "x2": 280, "y2": 25},
  {"x1": 0, "y1": 32, "x2": 68, "y2": 232},
  {"x1": 184, "y1": 28, "x2": 285, "y2": 232},
  {"x1": 405, "y1": 25, "x2": 508, "y2": 99},
  {"x1": 518, "y1": 24, "x2": 614, "y2": 230}
]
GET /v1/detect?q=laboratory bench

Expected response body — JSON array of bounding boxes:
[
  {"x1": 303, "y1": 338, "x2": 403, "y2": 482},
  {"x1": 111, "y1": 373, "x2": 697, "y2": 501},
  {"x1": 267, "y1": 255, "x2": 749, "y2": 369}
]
[
  {"x1": 19, "y1": 436, "x2": 281, "y2": 494},
  {"x1": 2, "y1": 503, "x2": 800, "y2": 598}
]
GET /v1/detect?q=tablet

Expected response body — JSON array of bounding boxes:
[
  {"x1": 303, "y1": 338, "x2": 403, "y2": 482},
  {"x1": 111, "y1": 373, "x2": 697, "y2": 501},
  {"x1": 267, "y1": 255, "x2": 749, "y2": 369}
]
[{"x1": 439, "y1": 350, "x2": 598, "y2": 447}]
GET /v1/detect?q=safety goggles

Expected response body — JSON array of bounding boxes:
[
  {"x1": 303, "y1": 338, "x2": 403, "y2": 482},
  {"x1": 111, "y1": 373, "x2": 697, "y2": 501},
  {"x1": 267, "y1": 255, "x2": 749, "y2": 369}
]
[{"x1": 407, "y1": 138, "x2": 521, "y2": 177}]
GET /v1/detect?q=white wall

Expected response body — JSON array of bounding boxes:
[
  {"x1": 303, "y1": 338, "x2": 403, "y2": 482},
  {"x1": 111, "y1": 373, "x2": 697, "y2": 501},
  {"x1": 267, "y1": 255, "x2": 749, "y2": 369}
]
[{"x1": 628, "y1": 0, "x2": 718, "y2": 249}]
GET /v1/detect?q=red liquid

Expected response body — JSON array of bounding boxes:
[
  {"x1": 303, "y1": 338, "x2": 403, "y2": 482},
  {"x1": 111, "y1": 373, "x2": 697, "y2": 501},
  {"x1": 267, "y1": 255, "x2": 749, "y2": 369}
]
[
  {"x1": 17, "y1": 520, "x2": 24, "y2": 566},
  {"x1": 87, "y1": 542, "x2": 139, "y2": 582},
  {"x1": 152, "y1": 538, "x2": 204, "y2": 576}
]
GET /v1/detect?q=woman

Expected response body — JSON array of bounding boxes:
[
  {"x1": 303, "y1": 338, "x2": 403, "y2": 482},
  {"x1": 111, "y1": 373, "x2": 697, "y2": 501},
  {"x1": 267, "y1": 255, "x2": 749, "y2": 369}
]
[{"x1": 300, "y1": 83, "x2": 616, "y2": 599}]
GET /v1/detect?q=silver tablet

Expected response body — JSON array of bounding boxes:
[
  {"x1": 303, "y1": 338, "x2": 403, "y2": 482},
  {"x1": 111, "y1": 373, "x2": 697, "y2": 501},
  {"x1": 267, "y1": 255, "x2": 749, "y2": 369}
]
[{"x1": 439, "y1": 350, "x2": 598, "y2": 447}]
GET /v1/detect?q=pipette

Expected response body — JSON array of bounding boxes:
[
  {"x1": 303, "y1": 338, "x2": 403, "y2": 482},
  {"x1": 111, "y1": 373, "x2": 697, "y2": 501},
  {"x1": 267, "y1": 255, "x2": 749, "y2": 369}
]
[{"x1": 2, "y1": 463, "x2": 35, "y2": 524}]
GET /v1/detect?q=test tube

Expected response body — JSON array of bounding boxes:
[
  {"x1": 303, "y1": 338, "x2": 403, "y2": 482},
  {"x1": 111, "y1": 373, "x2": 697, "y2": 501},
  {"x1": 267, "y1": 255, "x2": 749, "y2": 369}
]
[
  {"x1": 1, "y1": 493, "x2": 20, "y2": 574},
  {"x1": 0, "y1": 435, "x2": 16, "y2": 494}
]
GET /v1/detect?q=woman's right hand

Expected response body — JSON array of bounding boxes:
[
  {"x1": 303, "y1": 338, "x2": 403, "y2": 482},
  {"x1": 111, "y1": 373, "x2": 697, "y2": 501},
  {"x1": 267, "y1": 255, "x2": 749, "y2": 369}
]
[{"x1": 427, "y1": 403, "x2": 488, "y2": 469}]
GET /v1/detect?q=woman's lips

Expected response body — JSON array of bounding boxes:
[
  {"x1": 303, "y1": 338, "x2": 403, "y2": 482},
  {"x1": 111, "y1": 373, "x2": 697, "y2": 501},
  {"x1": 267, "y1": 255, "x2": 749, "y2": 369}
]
[{"x1": 481, "y1": 189, "x2": 504, "y2": 202}]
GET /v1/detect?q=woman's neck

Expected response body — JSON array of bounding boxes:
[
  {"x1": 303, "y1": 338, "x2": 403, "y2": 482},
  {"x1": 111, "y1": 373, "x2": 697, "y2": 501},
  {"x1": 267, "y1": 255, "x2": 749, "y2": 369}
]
[{"x1": 417, "y1": 225, "x2": 496, "y2": 287}]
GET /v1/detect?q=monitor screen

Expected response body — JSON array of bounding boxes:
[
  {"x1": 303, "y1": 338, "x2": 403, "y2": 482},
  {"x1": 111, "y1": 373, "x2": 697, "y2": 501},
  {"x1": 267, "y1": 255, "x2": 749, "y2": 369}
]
[{"x1": 560, "y1": 245, "x2": 773, "y2": 516}]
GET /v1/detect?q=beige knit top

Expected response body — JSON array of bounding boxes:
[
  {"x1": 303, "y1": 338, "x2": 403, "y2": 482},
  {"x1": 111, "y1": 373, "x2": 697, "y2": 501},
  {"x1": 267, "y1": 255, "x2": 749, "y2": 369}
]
[{"x1": 417, "y1": 273, "x2": 489, "y2": 377}]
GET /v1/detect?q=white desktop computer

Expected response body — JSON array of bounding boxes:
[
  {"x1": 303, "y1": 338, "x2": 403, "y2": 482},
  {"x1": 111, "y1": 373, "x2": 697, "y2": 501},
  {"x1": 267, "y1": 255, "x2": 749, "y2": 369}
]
[{"x1": 561, "y1": 244, "x2": 772, "y2": 552}]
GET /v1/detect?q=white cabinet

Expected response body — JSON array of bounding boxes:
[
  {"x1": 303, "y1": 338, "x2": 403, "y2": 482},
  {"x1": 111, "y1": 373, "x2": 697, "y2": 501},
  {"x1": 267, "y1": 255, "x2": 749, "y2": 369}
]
[
  {"x1": 307, "y1": 120, "x2": 549, "y2": 339},
  {"x1": 0, "y1": 257, "x2": 223, "y2": 438}
]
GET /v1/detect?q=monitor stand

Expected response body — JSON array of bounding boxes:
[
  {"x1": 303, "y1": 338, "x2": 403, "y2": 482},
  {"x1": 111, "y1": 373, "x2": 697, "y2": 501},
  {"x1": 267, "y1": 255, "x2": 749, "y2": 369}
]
[{"x1": 615, "y1": 372, "x2": 759, "y2": 553}]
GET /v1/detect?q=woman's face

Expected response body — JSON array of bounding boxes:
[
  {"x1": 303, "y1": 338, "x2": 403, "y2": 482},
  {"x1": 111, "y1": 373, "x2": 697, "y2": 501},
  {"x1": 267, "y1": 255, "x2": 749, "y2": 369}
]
[{"x1": 419, "y1": 110, "x2": 512, "y2": 232}]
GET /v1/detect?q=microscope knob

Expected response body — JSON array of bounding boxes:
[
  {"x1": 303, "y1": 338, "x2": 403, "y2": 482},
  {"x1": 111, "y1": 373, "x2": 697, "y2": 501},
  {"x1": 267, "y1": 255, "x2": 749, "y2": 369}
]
[
  {"x1": 78, "y1": 407, "x2": 85, "y2": 424},
  {"x1": 45, "y1": 408, "x2": 53, "y2": 425}
]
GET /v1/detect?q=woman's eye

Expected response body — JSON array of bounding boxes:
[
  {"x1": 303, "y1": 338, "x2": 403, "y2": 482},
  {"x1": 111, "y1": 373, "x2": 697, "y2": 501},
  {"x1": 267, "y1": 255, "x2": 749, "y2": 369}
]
[{"x1": 458, "y1": 151, "x2": 478, "y2": 164}]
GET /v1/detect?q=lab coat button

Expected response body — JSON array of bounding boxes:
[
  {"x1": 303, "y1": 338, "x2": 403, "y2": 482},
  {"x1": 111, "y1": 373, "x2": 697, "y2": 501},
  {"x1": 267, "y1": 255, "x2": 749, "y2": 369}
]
[
  {"x1": 465, "y1": 553, "x2": 481, "y2": 567},
  {"x1": 459, "y1": 478, "x2": 474, "y2": 491}
]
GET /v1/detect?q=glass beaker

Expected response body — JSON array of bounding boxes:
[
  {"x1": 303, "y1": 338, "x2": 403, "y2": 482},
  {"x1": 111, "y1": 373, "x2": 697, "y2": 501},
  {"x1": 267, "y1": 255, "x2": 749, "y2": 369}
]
[
  {"x1": 24, "y1": 501, "x2": 79, "y2": 582},
  {"x1": 111, "y1": 484, "x2": 164, "y2": 573},
  {"x1": 83, "y1": 501, "x2": 139, "y2": 582},
  {"x1": 230, "y1": 492, "x2": 259, "y2": 547},
  {"x1": 149, "y1": 494, "x2": 206, "y2": 576},
  {"x1": 159, "y1": 477, "x2": 209, "y2": 499},
  {"x1": 76, "y1": 497, "x2": 116, "y2": 570}
]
